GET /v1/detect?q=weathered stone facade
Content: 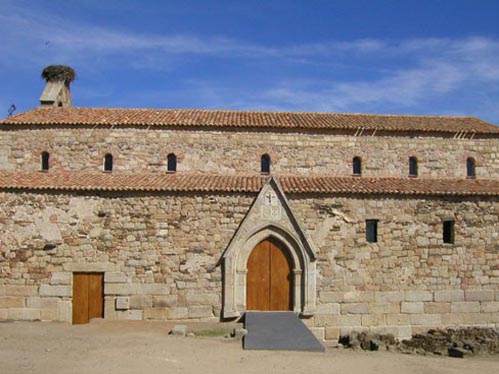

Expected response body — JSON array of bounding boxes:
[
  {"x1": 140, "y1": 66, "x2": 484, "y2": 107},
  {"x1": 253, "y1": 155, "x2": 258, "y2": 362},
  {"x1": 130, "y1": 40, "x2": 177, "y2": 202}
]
[
  {"x1": 0, "y1": 81, "x2": 498, "y2": 343},
  {"x1": 0, "y1": 127, "x2": 498, "y2": 178},
  {"x1": 1, "y1": 187, "x2": 497, "y2": 341}
]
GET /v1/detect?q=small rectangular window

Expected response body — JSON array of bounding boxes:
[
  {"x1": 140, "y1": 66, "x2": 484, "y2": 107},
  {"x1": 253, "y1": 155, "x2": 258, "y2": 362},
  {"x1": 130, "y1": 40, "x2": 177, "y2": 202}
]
[
  {"x1": 443, "y1": 220, "x2": 454, "y2": 244},
  {"x1": 366, "y1": 219, "x2": 378, "y2": 243}
]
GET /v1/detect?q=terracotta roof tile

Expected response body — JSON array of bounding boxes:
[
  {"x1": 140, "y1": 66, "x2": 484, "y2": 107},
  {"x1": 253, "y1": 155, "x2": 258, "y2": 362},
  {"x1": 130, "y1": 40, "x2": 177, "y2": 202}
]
[
  {"x1": 1, "y1": 107, "x2": 498, "y2": 134},
  {"x1": 0, "y1": 172, "x2": 497, "y2": 196}
]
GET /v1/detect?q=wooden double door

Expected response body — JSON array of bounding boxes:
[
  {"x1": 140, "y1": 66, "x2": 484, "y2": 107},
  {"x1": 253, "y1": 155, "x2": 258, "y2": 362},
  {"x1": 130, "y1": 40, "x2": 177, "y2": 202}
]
[
  {"x1": 72, "y1": 273, "x2": 104, "y2": 324},
  {"x1": 246, "y1": 239, "x2": 293, "y2": 311}
]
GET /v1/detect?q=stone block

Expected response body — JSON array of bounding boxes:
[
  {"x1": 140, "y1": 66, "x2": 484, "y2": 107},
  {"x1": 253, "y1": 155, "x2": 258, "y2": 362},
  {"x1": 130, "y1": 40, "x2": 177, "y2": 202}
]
[
  {"x1": 104, "y1": 272, "x2": 127, "y2": 283},
  {"x1": 26, "y1": 297, "x2": 58, "y2": 309},
  {"x1": 115, "y1": 297, "x2": 130, "y2": 310},
  {"x1": 104, "y1": 283, "x2": 137, "y2": 295},
  {"x1": 336, "y1": 315, "x2": 362, "y2": 326},
  {"x1": 451, "y1": 302, "x2": 480, "y2": 313},
  {"x1": 57, "y1": 301, "x2": 71, "y2": 323},
  {"x1": 464, "y1": 290, "x2": 495, "y2": 302},
  {"x1": 233, "y1": 328, "x2": 248, "y2": 339},
  {"x1": 401, "y1": 302, "x2": 424, "y2": 314},
  {"x1": 41, "y1": 309, "x2": 58, "y2": 321},
  {"x1": 185, "y1": 293, "x2": 219, "y2": 306},
  {"x1": 104, "y1": 298, "x2": 117, "y2": 320},
  {"x1": 153, "y1": 295, "x2": 177, "y2": 308},
  {"x1": 314, "y1": 314, "x2": 339, "y2": 326},
  {"x1": 441, "y1": 313, "x2": 464, "y2": 325},
  {"x1": 320, "y1": 292, "x2": 343, "y2": 303},
  {"x1": 434, "y1": 290, "x2": 464, "y2": 302},
  {"x1": 49, "y1": 272, "x2": 71, "y2": 285},
  {"x1": 144, "y1": 308, "x2": 169, "y2": 320},
  {"x1": 368, "y1": 303, "x2": 400, "y2": 314},
  {"x1": 0, "y1": 309, "x2": 8, "y2": 320},
  {"x1": 7, "y1": 308, "x2": 40, "y2": 321},
  {"x1": 404, "y1": 290, "x2": 432, "y2": 302},
  {"x1": 392, "y1": 326, "x2": 412, "y2": 339},
  {"x1": 130, "y1": 295, "x2": 152, "y2": 309},
  {"x1": 325, "y1": 327, "x2": 340, "y2": 341},
  {"x1": 481, "y1": 301, "x2": 499, "y2": 313},
  {"x1": 187, "y1": 306, "x2": 213, "y2": 319},
  {"x1": 0, "y1": 297, "x2": 25, "y2": 308},
  {"x1": 461, "y1": 313, "x2": 491, "y2": 324},
  {"x1": 343, "y1": 291, "x2": 374, "y2": 303},
  {"x1": 0, "y1": 286, "x2": 5, "y2": 296},
  {"x1": 5, "y1": 286, "x2": 38, "y2": 297},
  {"x1": 341, "y1": 303, "x2": 368, "y2": 314},
  {"x1": 316, "y1": 303, "x2": 340, "y2": 315},
  {"x1": 136, "y1": 284, "x2": 169, "y2": 295},
  {"x1": 168, "y1": 307, "x2": 188, "y2": 319},
  {"x1": 309, "y1": 327, "x2": 324, "y2": 341},
  {"x1": 410, "y1": 314, "x2": 442, "y2": 325},
  {"x1": 117, "y1": 310, "x2": 143, "y2": 320},
  {"x1": 386, "y1": 314, "x2": 411, "y2": 325},
  {"x1": 171, "y1": 325, "x2": 187, "y2": 336},
  {"x1": 374, "y1": 291, "x2": 404, "y2": 303},
  {"x1": 424, "y1": 302, "x2": 450, "y2": 314},
  {"x1": 361, "y1": 314, "x2": 386, "y2": 326},
  {"x1": 39, "y1": 285, "x2": 71, "y2": 297}
]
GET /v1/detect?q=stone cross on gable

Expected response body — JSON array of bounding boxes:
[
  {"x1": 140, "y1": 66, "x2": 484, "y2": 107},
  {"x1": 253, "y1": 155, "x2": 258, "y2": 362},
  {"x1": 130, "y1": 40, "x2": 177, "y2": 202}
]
[
  {"x1": 265, "y1": 191, "x2": 274, "y2": 205},
  {"x1": 262, "y1": 190, "x2": 279, "y2": 207}
]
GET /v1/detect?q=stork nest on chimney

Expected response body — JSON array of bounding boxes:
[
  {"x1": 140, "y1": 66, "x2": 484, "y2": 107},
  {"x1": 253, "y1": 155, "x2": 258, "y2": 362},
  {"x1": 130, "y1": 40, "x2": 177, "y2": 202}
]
[{"x1": 41, "y1": 65, "x2": 76, "y2": 85}]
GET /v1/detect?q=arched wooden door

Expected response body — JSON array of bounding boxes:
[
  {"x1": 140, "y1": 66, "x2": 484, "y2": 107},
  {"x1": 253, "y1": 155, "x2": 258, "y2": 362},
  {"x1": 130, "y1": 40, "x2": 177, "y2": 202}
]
[{"x1": 246, "y1": 239, "x2": 292, "y2": 311}]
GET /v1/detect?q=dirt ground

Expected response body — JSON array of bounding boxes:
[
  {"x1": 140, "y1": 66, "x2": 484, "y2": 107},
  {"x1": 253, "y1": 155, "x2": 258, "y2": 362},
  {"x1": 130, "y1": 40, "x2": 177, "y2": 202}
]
[{"x1": 1, "y1": 321, "x2": 498, "y2": 374}]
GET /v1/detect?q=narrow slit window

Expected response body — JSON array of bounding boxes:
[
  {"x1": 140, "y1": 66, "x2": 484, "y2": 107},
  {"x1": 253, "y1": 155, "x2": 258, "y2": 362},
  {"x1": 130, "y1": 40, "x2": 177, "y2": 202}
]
[
  {"x1": 353, "y1": 156, "x2": 362, "y2": 176},
  {"x1": 41, "y1": 151, "x2": 50, "y2": 171},
  {"x1": 167, "y1": 153, "x2": 177, "y2": 172},
  {"x1": 443, "y1": 220, "x2": 455, "y2": 244},
  {"x1": 104, "y1": 153, "x2": 113, "y2": 172},
  {"x1": 466, "y1": 157, "x2": 475, "y2": 178},
  {"x1": 261, "y1": 154, "x2": 271, "y2": 174},
  {"x1": 409, "y1": 156, "x2": 418, "y2": 177},
  {"x1": 366, "y1": 219, "x2": 378, "y2": 243}
]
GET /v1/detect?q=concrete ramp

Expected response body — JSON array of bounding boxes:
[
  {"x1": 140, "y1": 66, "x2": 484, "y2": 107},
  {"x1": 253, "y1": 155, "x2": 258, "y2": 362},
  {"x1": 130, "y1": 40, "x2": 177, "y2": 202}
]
[{"x1": 244, "y1": 312, "x2": 324, "y2": 352}]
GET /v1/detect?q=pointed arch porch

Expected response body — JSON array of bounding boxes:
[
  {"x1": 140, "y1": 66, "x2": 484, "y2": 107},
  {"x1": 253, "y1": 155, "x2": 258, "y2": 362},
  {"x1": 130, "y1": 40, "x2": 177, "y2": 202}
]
[{"x1": 221, "y1": 223, "x2": 316, "y2": 318}]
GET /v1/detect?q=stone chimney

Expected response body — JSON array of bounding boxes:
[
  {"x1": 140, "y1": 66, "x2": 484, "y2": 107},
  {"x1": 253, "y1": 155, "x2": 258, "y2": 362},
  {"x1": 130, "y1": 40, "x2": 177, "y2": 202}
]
[{"x1": 39, "y1": 65, "x2": 76, "y2": 107}]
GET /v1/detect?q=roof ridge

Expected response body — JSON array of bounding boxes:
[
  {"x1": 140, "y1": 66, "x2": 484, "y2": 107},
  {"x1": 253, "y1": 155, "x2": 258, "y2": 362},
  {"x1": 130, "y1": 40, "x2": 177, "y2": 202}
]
[
  {"x1": 2, "y1": 106, "x2": 497, "y2": 134},
  {"x1": 29, "y1": 106, "x2": 484, "y2": 120}
]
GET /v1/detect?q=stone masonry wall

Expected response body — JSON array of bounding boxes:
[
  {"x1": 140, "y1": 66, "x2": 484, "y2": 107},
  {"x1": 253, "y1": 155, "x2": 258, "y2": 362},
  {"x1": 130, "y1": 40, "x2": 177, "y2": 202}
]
[
  {"x1": 0, "y1": 191, "x2": 497, "y2": 342},
  {"x1": 288, "y1": 195, "x2": 499, "y2": 341},
  {"x1": 0, "y1": 191, "x2": 253, "y2": 322},
  {"x1": 0, "y1": 127, "x2": 498, "y2": 178}
]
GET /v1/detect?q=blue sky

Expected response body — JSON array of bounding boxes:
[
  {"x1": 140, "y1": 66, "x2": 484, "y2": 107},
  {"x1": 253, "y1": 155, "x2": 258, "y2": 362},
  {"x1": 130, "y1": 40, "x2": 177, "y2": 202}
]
[{"x1": 1, "y1": 0, "x2": 499, "y2": 124}]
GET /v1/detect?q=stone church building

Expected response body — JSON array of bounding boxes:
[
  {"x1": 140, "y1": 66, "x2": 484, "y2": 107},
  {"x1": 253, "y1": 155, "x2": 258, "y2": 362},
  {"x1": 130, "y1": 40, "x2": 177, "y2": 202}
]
[{"x1": 0, "y1": 70, "x2": 498, "y2": 343}]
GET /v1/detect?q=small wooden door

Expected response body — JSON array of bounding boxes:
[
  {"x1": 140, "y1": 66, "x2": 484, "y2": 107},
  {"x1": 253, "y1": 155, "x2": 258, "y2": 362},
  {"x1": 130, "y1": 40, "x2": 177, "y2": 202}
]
[
  {"x1": 246, "y1": 239, "x2": 292, "y2": 311},
  {"x1": 73, "y1": 273, "x2": 104, "y2": 324}
]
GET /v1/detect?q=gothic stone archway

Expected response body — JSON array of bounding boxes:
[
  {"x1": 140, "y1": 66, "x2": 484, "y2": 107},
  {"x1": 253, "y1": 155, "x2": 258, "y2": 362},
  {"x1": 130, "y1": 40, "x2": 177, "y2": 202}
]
[
  {"x1": 222, "y1": 224, "x2": 316, "y2": 318},
  {"x1": 221, "y1": 177, "x2": 317, "y2": 318}
]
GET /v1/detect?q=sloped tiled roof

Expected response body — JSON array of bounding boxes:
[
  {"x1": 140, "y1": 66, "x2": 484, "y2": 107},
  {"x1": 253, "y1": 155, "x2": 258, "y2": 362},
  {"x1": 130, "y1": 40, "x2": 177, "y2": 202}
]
[
  {"x1": 1, "y1": 107, "x2": 498, "y2": 134},
  {"x1": 0, "y1": 172, "x2": 497, "y2": 196}
]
